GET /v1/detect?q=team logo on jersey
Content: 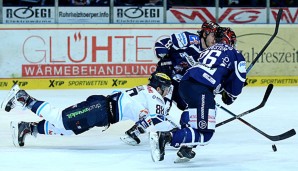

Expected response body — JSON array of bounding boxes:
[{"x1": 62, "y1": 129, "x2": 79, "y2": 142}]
[
  {"x1": 189, "y1": 35, "x2": 199, "y2": 44},
  {"x1": 156, "y1": 96, "x2": 164, "y2": 104},
  {"x1": 238, "y1": 61, "x2": 246, "y2": 73}
]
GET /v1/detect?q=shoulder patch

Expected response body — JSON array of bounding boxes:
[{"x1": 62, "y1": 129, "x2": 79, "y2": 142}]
[
  {"x1": 238, "y1": 61, "x2": 246, "y2": 73},
  {"x1": 189, "y1": 35, "x2": 199, "y2": 44},
  {"x1": 147, "y1": 86, "x2": 154, "y2": 93}
]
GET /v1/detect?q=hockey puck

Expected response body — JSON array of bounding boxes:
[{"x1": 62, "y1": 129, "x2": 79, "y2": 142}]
[{"x1": 272, "y1": 144, "x2": 277, "y2": 152}]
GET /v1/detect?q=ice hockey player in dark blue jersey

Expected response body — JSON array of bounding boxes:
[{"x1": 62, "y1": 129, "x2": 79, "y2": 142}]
[
  {"x1": 121, "y1": 21, "x2": 220, "y2": 146},
  {"x1": 155, "y1": 21, "x2": 220, "y2": 111},
  {"x1": 149, "y1": 27, "x2": 247, "y2": 163}
]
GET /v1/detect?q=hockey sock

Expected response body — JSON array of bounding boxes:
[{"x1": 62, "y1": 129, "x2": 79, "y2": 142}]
[{"x1": 37, "y1": 119, "x2": 46, "y2": 134}]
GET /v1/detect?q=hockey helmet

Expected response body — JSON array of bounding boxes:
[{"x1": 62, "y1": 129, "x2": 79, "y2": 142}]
[
  {"x1": 148, "y1": 72, "x2": 172, "y2": 92},
  {"x1": 198, "y1": 21, "x2": 219, "y2": 36},
  {"x1": 215, "y1": 27, "x2": 237, "y2": 47}
]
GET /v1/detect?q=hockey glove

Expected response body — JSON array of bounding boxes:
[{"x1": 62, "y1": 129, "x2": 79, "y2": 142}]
[
  {"x1": 136, "y1": 117, "x2": 150, "y2": 131},
  {"x1": 156, "y1": 57, "x2": 173, "y2": 77},
  {"x1": 221, "y1": 91, "x2": 236, "y2": 105}
]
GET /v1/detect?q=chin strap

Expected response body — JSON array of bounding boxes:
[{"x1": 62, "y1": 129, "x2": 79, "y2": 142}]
[{"x1": 202, "y1": 32, "x2": 211, "y2": 48}]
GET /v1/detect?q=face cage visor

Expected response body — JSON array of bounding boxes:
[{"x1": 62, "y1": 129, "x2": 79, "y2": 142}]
[{"x1": 160, "y1": 84, "x2": 171, "y2": 96}]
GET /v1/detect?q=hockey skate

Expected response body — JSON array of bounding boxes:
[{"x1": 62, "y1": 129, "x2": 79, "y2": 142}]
[
  {"x1": 149, "y1": 131, "x2": 172, "y2": 162},
  {"x1": 1, "y1": 84, "x2": 34, "y2": 112},
  {"x1": 174, "y1": 146, "x2": 196, "y2": 163},
  {"x1": 10, "y1": 121, "x2": 37, "y2": 147},
  {"x1": 120, "y1": 124, "x2": 145, "y2": 146}
]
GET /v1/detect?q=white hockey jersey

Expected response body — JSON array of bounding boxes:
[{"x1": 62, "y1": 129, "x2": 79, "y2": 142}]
[{"x1": 113, "y1": 85, "x2": 168, "y2": 123}]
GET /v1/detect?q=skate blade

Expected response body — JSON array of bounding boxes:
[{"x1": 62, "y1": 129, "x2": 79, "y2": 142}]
[
  {"x1": 120, "y1": 136, "x2": 138, "y2": 146},
  {"x1": 1, "y1": 84, "x2": 21, "y2": 111},
  {"x1": 149, "y1": 132, "x2": 161, "y2": 162},
  {"x1": 174, "y1": 157, "x2": 190, "y2": 163},
  {"x1": 10, "y1": 121, "x2": 20, "y2": 147}
]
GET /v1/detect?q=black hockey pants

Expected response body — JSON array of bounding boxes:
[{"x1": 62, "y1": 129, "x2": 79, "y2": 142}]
[{"x1": 61, "y1": 95, "x2": 112, "y2": 135}]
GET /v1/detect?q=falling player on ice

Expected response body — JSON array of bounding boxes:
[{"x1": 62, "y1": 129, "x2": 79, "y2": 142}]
[{"x1": 1, "y1": 72, "x2": 176, "y2": 147}]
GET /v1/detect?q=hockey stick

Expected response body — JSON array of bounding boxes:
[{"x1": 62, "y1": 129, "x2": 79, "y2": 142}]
[
  {"x1": 217, "y1": 101, "x2": 296, "y2": 141},
  {"x1": 216, "y1": 84, "x2": 273, "y2": 127},
  {"x1": 246, "y1": 8, "x2": 283, "y2": 73},
  {"x1": 215, "y1": 9, "x2": 282, "y2": 128}
]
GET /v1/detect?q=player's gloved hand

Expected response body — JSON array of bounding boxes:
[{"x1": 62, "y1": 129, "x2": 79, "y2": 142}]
[
  {"x1": 221, "y1": 91, "x2": 236, "y2": 105},
  {"x1": 172, "y1": 74, "x2": 183, "y2": 82},
  {"x1": 156, "y1": 57, "x2": 173, "y2": 77},
  {"x1": 136, "y1": 117, "x2": 150, "y2": 131}
]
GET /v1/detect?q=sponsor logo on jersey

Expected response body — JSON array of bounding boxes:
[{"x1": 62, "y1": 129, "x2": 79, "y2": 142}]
[
  {"x1": 176, "y1": 33, "x2": 188, "y2": 46},
  {"x1": 200, "y1": 94, "x2": 205, "y2": 120},
  {"x1": 183, "y1": 53, "x2": 198, "y2": 66},
  {"x1": 153, "y1": 95, "x2": 164, "y2": 104},
  {"x1": 199, "y1": 120, "x2": 207, "y2": 129},
  {"x1": 66, "y1": 103, "x2": 102, "y2": 119},
  {"x1": 203, "y1": 73, "x2": 216, "y2": 84}
]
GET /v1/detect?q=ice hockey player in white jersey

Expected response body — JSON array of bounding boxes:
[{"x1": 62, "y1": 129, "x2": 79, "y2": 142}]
[
  {"x1": 1, "y1": 72, "x2": 174, "y2": 147},
  {"x1": 120, "y1": 76, "x2": 177, "y2": 145}
]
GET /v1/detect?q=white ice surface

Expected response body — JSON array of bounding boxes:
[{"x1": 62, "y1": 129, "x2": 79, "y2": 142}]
[{"x1": 0, "y1": 86, "x2": 297, "y2": 171}]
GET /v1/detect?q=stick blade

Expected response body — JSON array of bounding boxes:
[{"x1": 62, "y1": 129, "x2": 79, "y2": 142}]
[
  {"x1": 270, "y1": 129, "x2": 296, "y2": 141},
  {"x1": 216, "y1": 84, "x2": 274, "y2": 128},
  {"x1": 261, "y1": 83, "x2": 274, "y2": 105}
]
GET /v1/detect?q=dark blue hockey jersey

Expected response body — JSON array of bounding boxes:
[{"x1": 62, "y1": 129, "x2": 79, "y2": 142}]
[
  {"x1": 181, "y1": 43, "x2": 247, "y2": 97},
  {"x1": 155, "y1": 31, "x2": 204, "y2": 76}
]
